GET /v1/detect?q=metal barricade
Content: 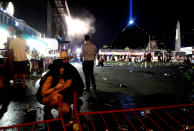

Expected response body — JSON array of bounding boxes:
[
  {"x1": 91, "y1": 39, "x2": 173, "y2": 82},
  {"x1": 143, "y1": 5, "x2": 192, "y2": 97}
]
[
  {"x1": 75, "y1": 103, "x2": 194, "y2": 131},
  {"x1": 0, "y1": 91, "x2": 194, "y2": 131}
]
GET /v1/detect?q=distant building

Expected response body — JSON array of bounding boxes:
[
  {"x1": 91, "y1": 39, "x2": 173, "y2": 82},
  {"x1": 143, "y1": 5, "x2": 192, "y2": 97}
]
[{"x1": 111, "y1": 25, "x2": 149, "y2": 49}]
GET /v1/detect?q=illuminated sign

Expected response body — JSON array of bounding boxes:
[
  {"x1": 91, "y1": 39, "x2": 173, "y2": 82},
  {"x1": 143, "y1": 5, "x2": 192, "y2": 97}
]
[{"x1": 0, "y1": 10, "x2": 41, "y2": 38}]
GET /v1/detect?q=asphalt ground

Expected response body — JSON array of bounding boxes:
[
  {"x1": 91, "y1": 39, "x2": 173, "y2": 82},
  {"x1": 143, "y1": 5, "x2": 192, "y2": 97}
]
[{"x1": 0, "y1": 62, "x2": 193, "y2": 130}]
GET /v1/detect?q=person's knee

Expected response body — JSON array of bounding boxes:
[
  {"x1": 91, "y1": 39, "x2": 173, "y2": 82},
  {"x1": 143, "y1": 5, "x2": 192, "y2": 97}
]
[
  {"x1": 53, "y1": 94, "x2": 63, "y2": 102},
  {"x1": 59, "y1": 102, "x2": 70, "y2": 114}
]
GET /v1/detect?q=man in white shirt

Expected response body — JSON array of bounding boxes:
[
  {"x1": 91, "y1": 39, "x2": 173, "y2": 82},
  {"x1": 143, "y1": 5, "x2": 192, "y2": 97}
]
[{"x1": 9, "y1": 30, "x2": 28, "y2": 88}]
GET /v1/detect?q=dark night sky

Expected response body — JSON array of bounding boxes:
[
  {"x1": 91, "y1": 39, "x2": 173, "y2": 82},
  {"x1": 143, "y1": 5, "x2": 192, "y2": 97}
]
[{"x1": 7, "y1": 0, "x2": 194, "y2": 47}]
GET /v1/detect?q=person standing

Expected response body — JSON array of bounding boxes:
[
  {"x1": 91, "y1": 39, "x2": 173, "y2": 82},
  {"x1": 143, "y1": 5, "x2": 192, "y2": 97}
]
[
  {"x1": 141, "y1": 52, "x2": 147, "y2": 68},
  {"x1": 80, "y1": 34, "x2": 97, "y2": 91},
  {"x1": 7, "y1": 27, "x2": 14, "y2": 81},
  {"x1": 31, "y1": 48, "x2": 39, "y2": 76},
  {"x1": 9, "y1": 30, "x2": 28, "y2": 88},
  {"x1": 145, "y1": 52, "x2": 152, "y2": 68}
]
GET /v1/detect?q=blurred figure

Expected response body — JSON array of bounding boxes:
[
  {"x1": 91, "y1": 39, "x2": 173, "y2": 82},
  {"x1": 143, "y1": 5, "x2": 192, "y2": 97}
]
[
  {"x1": 38, "y1": 54, "x2": 44, "y2": 74},
  {"x1": 158, "y1": 54, "x2": 162, "y2": 62},
  {"x1": 145, "y1": 52, "x2": 152, "y2": 68},
  {"x1": 98, "y1": 55, "x2": 104, "y2": 67},
  {"x1": 7, "y1": 27, "x2": 14, "y2": 81},
  {"x1": 31, "y1": 48, "x2": 39, "y2": 76},
  {"x1": 183, "y1": 55, "x2": 192, "y2": 66},
  {"x1": 141, "y1": 53, "x2": 147, "y2": 68},
  {"x1": 9, "y1": 30, "x2": 28, "y2": 88},
  {"x1": 80, "y1": 34, "x2": 97, "y2": 91}
]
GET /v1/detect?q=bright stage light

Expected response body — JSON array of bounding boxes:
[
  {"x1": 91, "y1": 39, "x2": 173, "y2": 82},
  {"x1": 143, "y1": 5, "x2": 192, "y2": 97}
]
[
  {"x1": 76, "y1": 48, "x2": 81, "y2": 54},
  {"x1": 64, "y1": 15, "x2": 95, "y2": 37}
]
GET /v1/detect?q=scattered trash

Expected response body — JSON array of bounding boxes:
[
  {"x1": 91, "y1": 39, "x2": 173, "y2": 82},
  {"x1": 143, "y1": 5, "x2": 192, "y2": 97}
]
[
  {"x1": 140, "y1": 111, "x2": 145, "y2": 116},
  {"x1": 119, "y1": 63, "x2": 123, "y2": 66},
  {"x1": 73, "y1": 122, "x2": 79, "y2": 131},
  {"x1": 119, "y1": 84, "x2": 128, "y2": 88},
  {"x1": 140, "y1": 110, "x2": 151, "y2": 117},
  {"x1": 182, "y1": 125, "x2": 190, "y2": 130},
  {"x1": 179, "y1": 66, "x2": 185, "y2": 69},
  {"x1": 145, "y1": 109, "x2": 151, "y2": 114},
  {"x1": 139, "y1": 126, "x2": 145, "y2": 131},
  {"x1": 51, "y1": 109, "x2": 59, "y2": 118},
  {"x1": 163, "y1": 73, "x2": 171, "y2": 77},
  {"x1": 9, "y1": 80, "x2": 13, "y2": 84},
  {"x1": 103, "y1": 77, "x2": 107, "y2": 80},
  {"x1": 110, "y1": 99, "x2": 117, "y2": 103},
  {"x1": 182, "y1": 108, "x2": 190, "y2": 112},
  {"x1": 104, "y1": 103, "x2": 113, "y2": 107},
  {"x1": 118, "y1": 126, "x2": 128, "y2": 131}
]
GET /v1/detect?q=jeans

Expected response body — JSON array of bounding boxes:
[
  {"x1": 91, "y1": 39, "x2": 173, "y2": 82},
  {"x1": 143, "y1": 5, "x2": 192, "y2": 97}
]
[{"x1": 82, "y1": 61, "x2": 96, "y2": 90}]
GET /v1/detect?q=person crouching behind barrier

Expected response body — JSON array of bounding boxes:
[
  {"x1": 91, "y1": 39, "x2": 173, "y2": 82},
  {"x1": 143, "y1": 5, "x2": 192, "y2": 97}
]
[{"x1": 39, "y1": 63, "x2": 72, "y2": 120}]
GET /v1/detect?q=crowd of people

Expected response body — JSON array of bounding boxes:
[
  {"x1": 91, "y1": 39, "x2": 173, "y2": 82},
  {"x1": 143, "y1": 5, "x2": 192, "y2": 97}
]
[{"x1": 96, "y1": 52, "x2": 192, "y2": 67}]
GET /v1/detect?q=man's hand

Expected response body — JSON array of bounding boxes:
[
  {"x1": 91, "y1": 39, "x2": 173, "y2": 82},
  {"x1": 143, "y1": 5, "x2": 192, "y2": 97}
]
[
  {"x1": 59, "y1": 78, "x2": 65, "y2": 84},
  {"x1": 55, "y1": 79, "x2": 65, "y2": 89}
]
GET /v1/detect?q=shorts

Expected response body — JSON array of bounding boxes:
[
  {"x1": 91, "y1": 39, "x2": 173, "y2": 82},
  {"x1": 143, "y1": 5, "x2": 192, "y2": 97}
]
[
  {"x1": 31, "y1": 59, "x2": 38, "y2": 63},
  {"x1": 13, "y1": 61, "x2": 28, "y2": 74}
]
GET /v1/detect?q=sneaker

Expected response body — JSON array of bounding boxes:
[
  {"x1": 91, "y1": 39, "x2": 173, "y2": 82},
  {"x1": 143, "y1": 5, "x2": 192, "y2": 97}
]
[
  {"x1": 83, "y1": 88, "x2": 90, "y2": 92},
  {"x1": 91, "y1": 87, "x2": 97, "y2": 91}
]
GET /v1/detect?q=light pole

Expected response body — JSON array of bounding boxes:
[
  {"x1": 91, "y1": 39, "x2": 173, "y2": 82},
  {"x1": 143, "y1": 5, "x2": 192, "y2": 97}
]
[
  {"x1": 144, "y1": 31, "x2": 151, "y2": 50},
  {"x1": 148, "y1": 34, "x2": 151, "y2": 50}
]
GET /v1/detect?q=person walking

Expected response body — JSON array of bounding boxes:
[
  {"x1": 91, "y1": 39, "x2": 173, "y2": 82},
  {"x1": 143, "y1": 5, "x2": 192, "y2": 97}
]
[
  {"x1": 80, "y1": 34, "x2": 97, "y2": 91},
  {"x1": 9, "y1": 30, "x2": 28, "y2": 88}
]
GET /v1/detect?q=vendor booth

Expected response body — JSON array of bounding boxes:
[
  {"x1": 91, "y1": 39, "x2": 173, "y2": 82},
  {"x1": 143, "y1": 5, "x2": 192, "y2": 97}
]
[{"x1": 0, "y1": 10, "x2": 58, "y2": 57}]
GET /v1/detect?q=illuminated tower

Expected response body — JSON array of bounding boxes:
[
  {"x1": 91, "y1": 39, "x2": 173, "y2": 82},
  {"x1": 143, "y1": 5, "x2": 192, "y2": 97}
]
[
  {"x1": 175, "y1": 21, "x2": 181, "y2": 51},
  {"x1": 128, "y1": 0, "x2": 134, "y2": 25}
]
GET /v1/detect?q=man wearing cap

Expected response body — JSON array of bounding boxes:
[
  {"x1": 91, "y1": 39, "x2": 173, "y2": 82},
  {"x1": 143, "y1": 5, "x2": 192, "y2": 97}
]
[{"x1": 80, "y1": 34, "x2": 97, "y2": 91}]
